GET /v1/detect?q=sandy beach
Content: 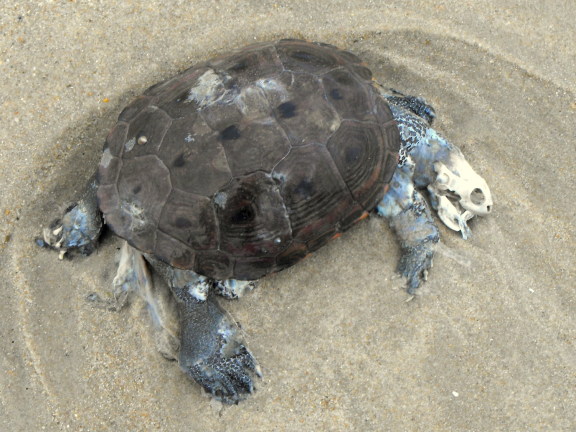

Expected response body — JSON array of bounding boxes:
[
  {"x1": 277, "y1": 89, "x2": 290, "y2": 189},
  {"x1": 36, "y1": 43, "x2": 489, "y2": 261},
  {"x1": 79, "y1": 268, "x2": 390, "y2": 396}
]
[{"x1": 1, "y1": 1, "x2": 574, "y2": 430}]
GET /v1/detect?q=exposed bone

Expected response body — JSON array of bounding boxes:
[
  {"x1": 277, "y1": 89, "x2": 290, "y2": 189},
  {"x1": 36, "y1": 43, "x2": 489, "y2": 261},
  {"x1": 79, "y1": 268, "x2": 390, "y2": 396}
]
[
  {"x1": 43, "y1": 224, "x2": 63, "y2": 247},
  {"x1": 41, "y1": 224, "x2": 68, "y2": 258},
  {"x1": 428, "y1": 150, "x2": 492, "y2": 237},
  {"x1": 42, "y1": 227, "x2": 54, "y2": 245},
  {"x1": 431, "y1": 194, "x2": 473, "y2": 239}
]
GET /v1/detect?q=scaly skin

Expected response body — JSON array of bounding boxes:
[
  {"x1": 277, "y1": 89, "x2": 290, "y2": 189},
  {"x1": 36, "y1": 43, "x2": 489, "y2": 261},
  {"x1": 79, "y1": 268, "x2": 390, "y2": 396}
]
[
  {"x1": 147, "y1": 256, "x2": 261, "y2": 404},
  {"x1": 376, "y1": 151, "x2": 439, "y2": 293}
]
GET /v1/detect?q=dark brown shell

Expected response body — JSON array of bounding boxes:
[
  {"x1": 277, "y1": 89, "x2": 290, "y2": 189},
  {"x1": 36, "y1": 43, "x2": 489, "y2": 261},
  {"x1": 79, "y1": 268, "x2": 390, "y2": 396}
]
[{"x1": 97, "y1": 40, "x2": 400, "y2": 280}]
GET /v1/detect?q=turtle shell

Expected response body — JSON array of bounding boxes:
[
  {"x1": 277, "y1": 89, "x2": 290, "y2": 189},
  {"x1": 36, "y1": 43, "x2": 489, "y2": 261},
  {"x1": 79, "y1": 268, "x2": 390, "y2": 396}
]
[{"x1": 97, "y1": 39, "x2": 400, "y2": 280}]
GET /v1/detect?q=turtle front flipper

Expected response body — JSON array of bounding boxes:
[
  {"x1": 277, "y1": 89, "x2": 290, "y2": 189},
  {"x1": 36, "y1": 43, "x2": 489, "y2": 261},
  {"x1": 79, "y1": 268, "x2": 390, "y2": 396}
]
[
  {"x1": 147, "y1": 257, "x2": 261, "y2": 404},
  {"x1": 376, "y1": 157, "x2": 439, "y2": 293},
  {"x1": 37, "y1": 174, "x2": 102, "y2": 257}
]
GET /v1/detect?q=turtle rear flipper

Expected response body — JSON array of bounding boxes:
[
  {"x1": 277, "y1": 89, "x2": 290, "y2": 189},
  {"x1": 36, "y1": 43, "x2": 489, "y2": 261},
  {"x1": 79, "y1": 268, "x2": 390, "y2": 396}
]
[
  {"x1": 37, "y1": 175, "x2": 102, "y2": 257},
  {"x1": 147, "y1": 257, "x2": 261, "y2": 404}
]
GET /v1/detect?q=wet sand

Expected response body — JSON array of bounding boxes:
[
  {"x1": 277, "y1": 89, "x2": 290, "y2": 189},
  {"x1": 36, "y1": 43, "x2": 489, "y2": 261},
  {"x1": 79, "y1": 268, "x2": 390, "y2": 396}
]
[{"x1": 1, "y1": 1, "x2": 575, "y2": 431}]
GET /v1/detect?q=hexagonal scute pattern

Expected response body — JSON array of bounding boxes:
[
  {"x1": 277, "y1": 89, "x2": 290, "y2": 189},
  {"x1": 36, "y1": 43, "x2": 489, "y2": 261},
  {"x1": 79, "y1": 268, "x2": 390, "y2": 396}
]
[{"x1": 96, "y1": 40, "x2": 400, "y2": 279}]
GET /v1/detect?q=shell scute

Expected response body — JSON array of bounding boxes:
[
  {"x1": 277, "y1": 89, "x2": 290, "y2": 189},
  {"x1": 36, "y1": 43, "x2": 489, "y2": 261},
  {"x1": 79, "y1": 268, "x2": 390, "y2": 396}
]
[
  {"x1": 272, "y1": 143, "x2": 358, "y2": 243},
  {"x1": 96, "y1": 152, "x2": 121, "y2": 186},
  {"x1": 321, "y1": 69, "x2": 377, "y2": 122},
  {"x1": 158, "y1": 189, "x2": 218, "y2": 250},
  {"x1": 118, "y1": 96, "x2": 152, "y2": 123},
  {"x1": 220, "y1": 121, "x2": 291, "y2": 177},
  {"x1": 276, "y1": 40, "x2": 341, "y2": 74},
  {"x1": 327, "y1": 120, "x2": 385, "y2": 209},
  {"x1": 158, "y1": 117, "x2": 232, "y2": 196},
  {"x1": 145, "y1": 66, "x2": 210, "y2": 101},
  {"x1": 195, "y1": 250, "x2": 233, "y2": 280},
  {"x1": 209, "y1": 45, "x2": 283, "y2": 87},
  {"x1": 215, "y1": 172, "x2": 291, "y2": 258},
  {"x1": 154, "y1": 230, "x2": 196, "y2": 269},
  {"x1": 122, "y1": 107, "x2": 172, "y2": 159},
  {"x1": 275, "y1": 241, "x2": 308, "y2": 269},
  {"x1": 104, "y1": 122, "x2": 128, "y2": 157},
  {"x1": 234, "y1": 256, "x2": 277, "y2": 280},
  {"x1": 200, "y1": 100, "x2": 244, "y2": 131},
  {"x1": 265, "y1": 72, "x2": 341, "y2": 146},
  {"x1": 113, "y1": 155, "x2": 171, "y2": 252}
]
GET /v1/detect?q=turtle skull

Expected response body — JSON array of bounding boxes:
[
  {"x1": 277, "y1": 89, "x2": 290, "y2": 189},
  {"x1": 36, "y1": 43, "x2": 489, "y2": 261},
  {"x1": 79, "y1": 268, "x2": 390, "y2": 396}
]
[{"x1": 428, "y1": 152, "x2": 492, "y2": 239}]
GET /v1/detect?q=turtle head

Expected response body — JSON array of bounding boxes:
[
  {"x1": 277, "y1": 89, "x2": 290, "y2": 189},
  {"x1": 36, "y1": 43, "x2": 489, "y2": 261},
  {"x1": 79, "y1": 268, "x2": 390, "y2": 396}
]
[{"x1": 427, "y1": 147, "x2": 493, "y2": 239}]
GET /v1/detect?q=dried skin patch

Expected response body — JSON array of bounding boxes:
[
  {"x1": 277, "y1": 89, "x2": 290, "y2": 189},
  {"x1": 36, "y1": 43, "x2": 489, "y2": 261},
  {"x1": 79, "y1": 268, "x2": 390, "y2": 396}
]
[{"x1": 186, "y1": 69, "x2": 228, "y2": 107}]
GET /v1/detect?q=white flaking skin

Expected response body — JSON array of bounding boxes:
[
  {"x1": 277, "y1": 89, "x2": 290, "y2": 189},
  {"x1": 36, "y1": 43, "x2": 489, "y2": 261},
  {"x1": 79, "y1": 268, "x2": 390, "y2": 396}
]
[{"x1": 186, "y1": 69, "x2": 227, "y2": 107}]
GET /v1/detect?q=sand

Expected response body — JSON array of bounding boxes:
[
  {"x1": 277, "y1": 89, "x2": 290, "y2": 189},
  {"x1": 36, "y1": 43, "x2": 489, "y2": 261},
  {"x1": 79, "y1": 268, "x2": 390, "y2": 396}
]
[{"x1": 1, "y1": 1, "x2": 574, "y2": 431}]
